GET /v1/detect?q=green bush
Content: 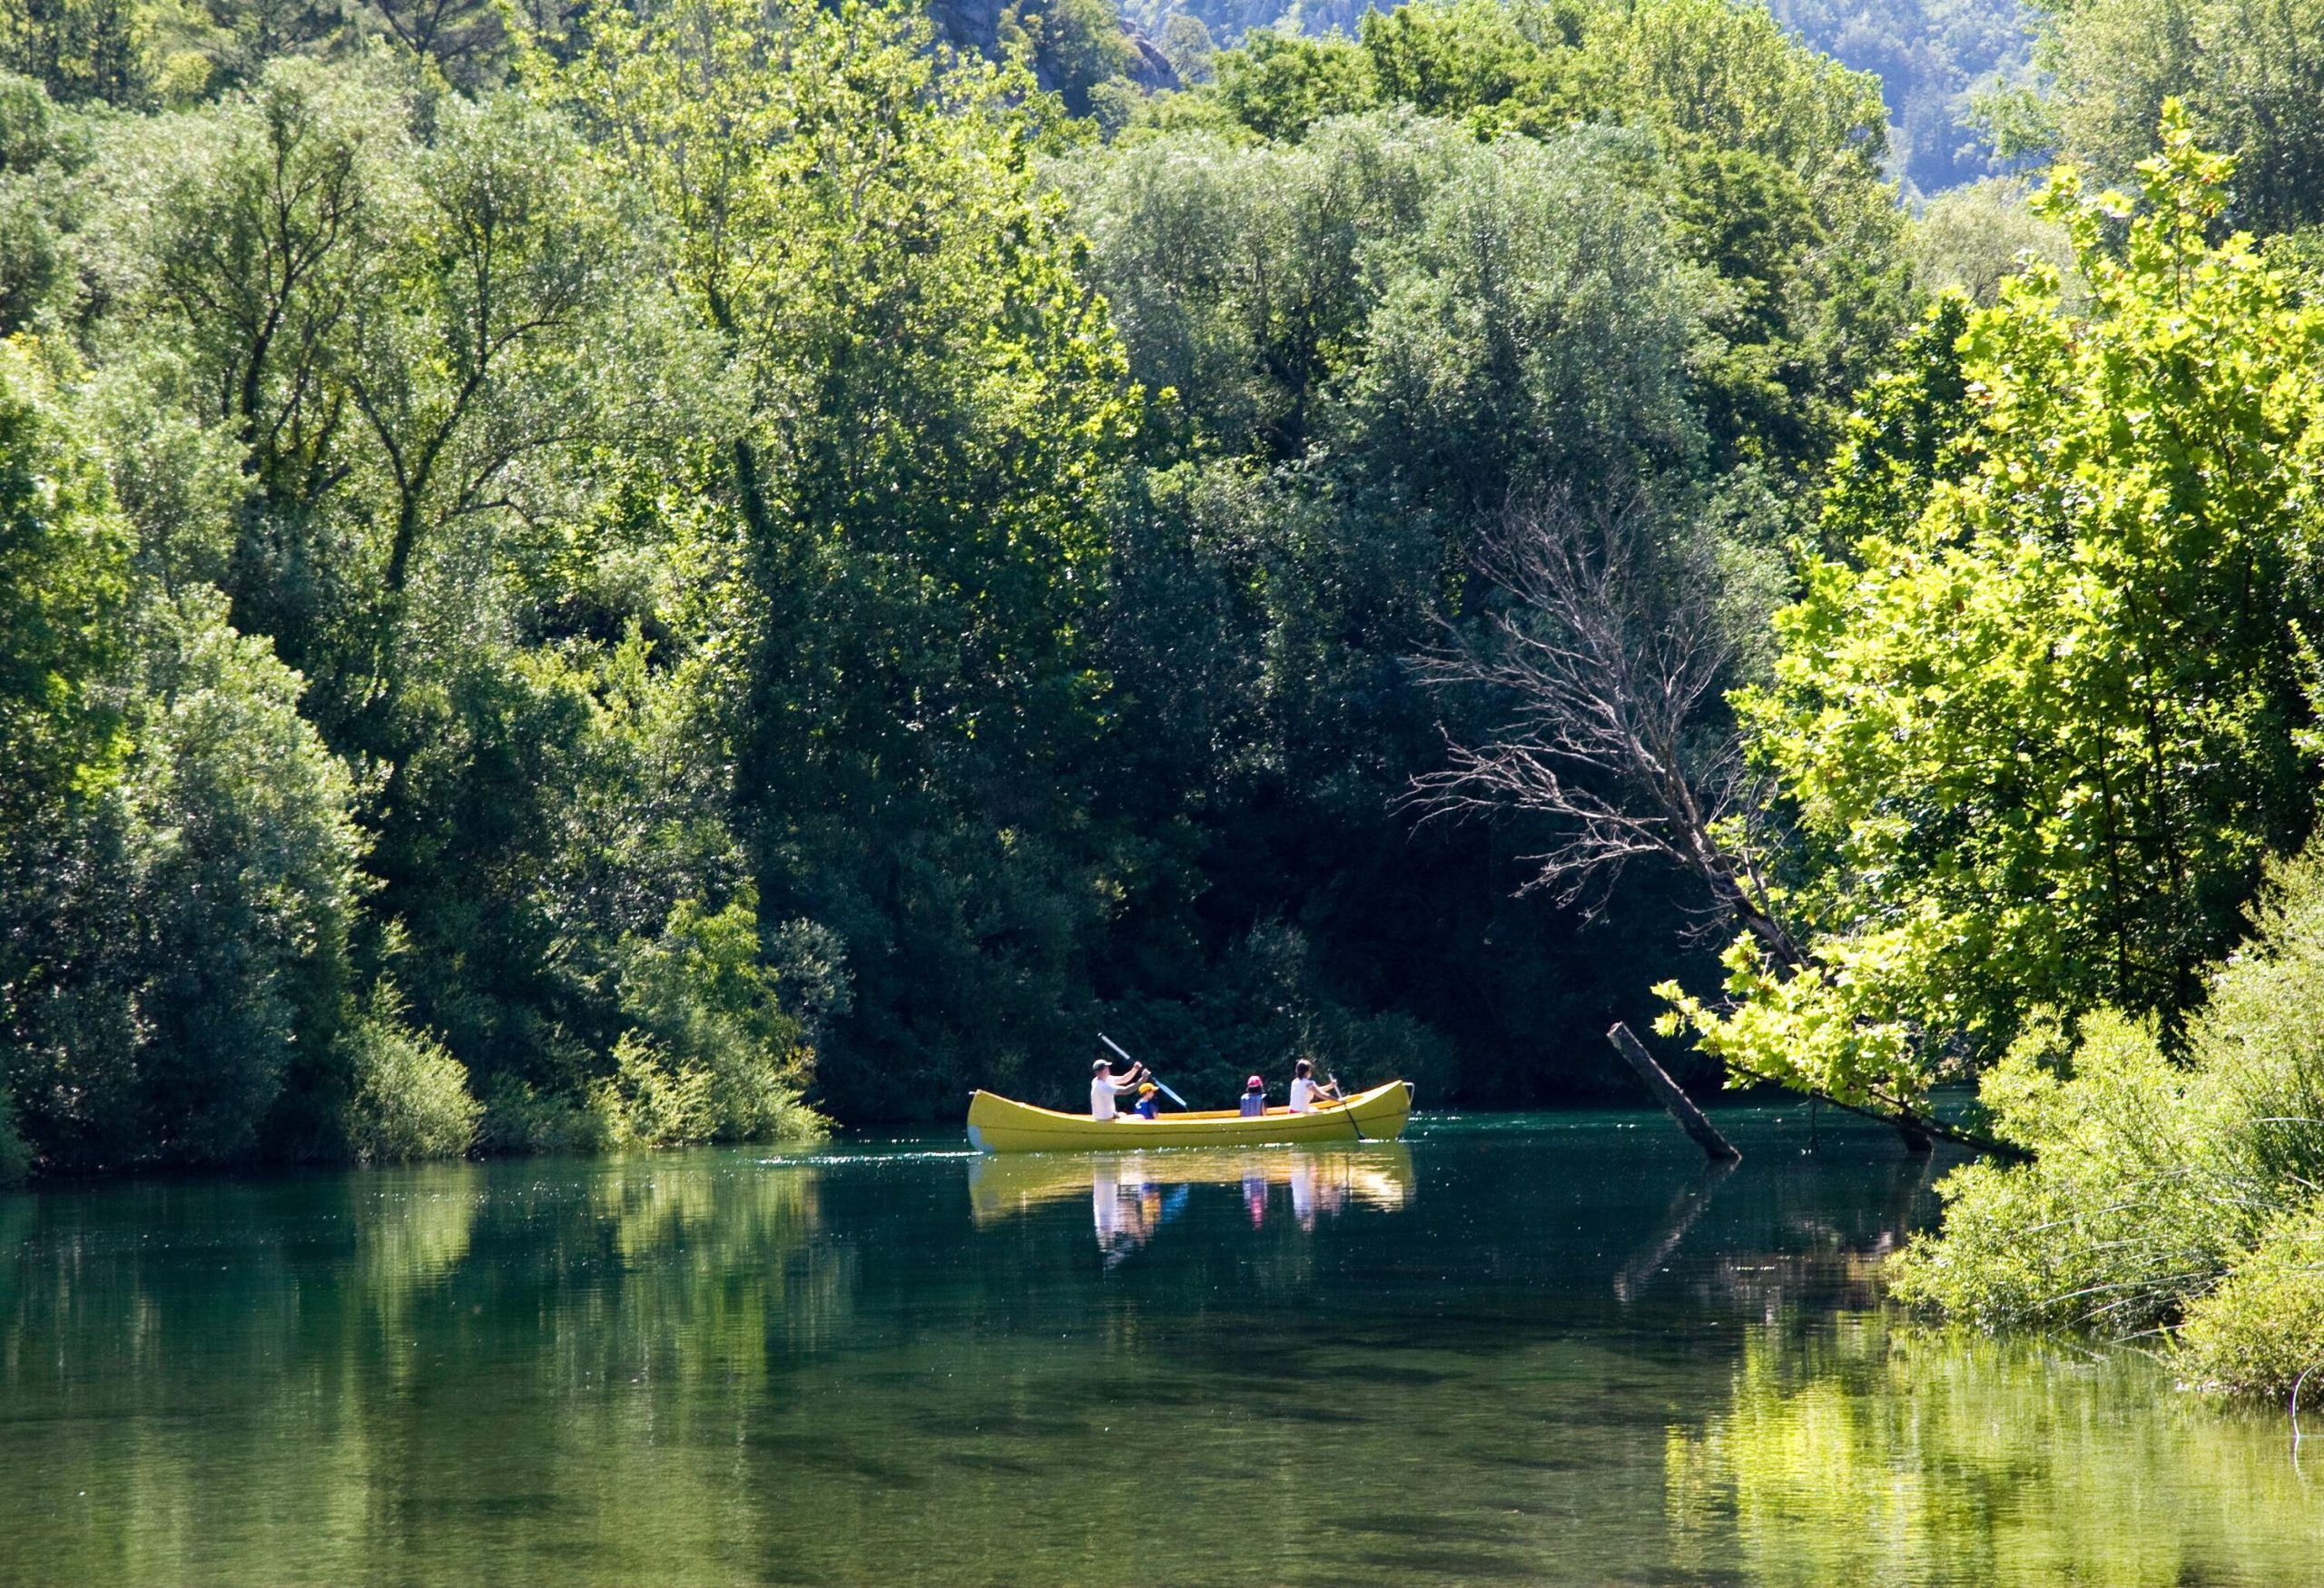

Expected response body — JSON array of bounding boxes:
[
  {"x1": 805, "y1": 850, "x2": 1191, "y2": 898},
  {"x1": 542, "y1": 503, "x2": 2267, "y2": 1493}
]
[
  {"x1": 1888, "y1": 1010, "x2": 2223, "y2": 1335},
  {"x1": 589, "y1": 1031, "x2": 719, "y2": 1147},
  {"x1": 7, "y1": 585, "x2": 366, "y2": 1171},
  {"x1": 590, "y1": 893, "x2": 827, "y2": 1148},
  {"x1": 1893, "y1": 837, "x2": 2324, "y2": 1394},
  {"x1": 479, "y1": 1075, "x2": 604, "y2": 1155},
  {"x1": 2178, "y1": 1203, "x2": 2324, "y2": 1401},
  {"x1": 340, "y1": 993, "x2": 482, "y2": 1163}
]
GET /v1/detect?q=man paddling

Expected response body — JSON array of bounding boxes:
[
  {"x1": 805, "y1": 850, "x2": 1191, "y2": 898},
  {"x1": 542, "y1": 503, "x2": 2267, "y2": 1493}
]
[{"x1": 1091, "y1": 1054, "x2": 1147, "y2": 1120}]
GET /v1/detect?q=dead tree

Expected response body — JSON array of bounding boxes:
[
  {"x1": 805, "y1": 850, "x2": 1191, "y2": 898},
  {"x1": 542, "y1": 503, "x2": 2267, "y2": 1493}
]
[
  {"x1": 1413, "y1": 490, "x2": 2003, "y2": 1157},
  {"x1": 1411, "y1": 488, "x2": 1799, "y2": 963}
]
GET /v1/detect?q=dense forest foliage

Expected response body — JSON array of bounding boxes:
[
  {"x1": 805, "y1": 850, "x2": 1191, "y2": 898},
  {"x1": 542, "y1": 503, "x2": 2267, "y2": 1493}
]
[
  {"x1": 4, "y1": 0, "x2": 2323, "y2": 1233},
  {"x1": 0, "y1": 0, "x2": 1943, "y2": 1177},
  {"x1": 1143, "y1": 0, "x2": 2031, "y2": 196}
]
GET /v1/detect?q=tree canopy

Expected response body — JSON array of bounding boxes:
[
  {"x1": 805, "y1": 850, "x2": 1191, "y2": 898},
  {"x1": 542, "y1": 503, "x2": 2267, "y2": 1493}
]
[
  {"x1": 1663, "y1": 104, "x2": 2324, "y2": 1121},
  {"x1": 14, "y1": 0, "x2": 2319, "y2": 1188}
]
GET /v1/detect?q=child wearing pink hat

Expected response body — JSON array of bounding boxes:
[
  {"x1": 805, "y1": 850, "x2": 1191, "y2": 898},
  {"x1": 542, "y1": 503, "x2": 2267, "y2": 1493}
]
[{"x1": 1238, "y1": 1076, "x2": 1266, "y2": 1117}]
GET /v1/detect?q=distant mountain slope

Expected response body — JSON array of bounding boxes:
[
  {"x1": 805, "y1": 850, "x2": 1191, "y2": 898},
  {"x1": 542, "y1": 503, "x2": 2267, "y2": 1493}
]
[
  {"x1": 926, "y1": 0, "x2": 1179, "y2": 108},
  {"x1": 1760, "y1": 0, "x2": 2029, "y2": 194}
]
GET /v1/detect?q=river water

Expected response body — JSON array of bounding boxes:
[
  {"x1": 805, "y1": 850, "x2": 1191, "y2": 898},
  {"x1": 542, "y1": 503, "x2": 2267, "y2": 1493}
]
[{"x1": 2, "y1": 1109, "x2": 2319, "y2": 1585}]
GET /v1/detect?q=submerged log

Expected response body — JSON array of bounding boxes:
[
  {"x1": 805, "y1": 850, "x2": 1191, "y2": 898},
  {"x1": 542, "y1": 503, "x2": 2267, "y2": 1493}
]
[{"x1": 1607, "y1": 1022, "x2": 1741, "y2": 1163}]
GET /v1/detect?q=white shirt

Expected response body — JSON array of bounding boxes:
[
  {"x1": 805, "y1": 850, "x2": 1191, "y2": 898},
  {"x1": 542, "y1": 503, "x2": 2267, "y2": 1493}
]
[
  {"x1": 1289, "y1": 1077, "x2": 1321, "y2": 1113},
  {"x1": 1091, "y1": 1074, "x2": 1119, "y2": 1120}
]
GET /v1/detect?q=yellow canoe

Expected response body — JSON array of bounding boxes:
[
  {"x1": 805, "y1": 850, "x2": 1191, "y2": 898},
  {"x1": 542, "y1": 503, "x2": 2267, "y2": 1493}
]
[{"x1": 965, "y1": 1080, "x2": 1414, "y2": 1153}]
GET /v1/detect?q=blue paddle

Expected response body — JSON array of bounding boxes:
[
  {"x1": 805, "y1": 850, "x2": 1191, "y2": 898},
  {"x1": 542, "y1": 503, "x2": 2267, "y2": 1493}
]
[{"x1": 1100, "y1": 1033, "x2": 1187, "y2": 1110}]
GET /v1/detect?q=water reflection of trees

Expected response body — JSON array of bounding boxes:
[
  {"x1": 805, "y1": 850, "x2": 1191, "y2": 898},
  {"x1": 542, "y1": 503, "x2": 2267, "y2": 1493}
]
[
  {"x1": 21, "y1": 1123, "x2": 2312, "y2": 1586},
  {"x1": 0, "y1": 1154, "x2": 844, "y2": 1586},
  {"x1": 1610, "y1": 1142, "x2": 1935, "y2": 1319},
  {"x1": 1667, "y1": 1314, "x2": 2324, "y2": 1586}
]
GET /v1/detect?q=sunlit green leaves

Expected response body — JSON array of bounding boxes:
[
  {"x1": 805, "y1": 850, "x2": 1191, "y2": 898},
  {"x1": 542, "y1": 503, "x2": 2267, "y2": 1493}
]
[{"x1": 1670, "y1": 107, "x2": 2324, "y2": 1111}]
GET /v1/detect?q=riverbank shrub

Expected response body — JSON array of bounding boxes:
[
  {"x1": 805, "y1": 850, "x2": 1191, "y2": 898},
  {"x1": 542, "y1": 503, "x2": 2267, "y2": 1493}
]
[
  {"x1": 6, "y1": 583, "x2": 367, "y2": 1171},
  {"x1": 341, "y1": 991, "x2": 483, "y2": 1163},
  {"x1": 1892, "y1": 838, "x2": 2324, "y2": 1395},
  {"x1": 587, "y1": 1033, "x2": 824, "y2": 1149},
  {"x1": 2176, "y1": 1205, "x2": 2324, "y2": 1399},
  {"x1": 586, "y1": 895, "x2": 826, "y2": 1148},
  {"x1": 479, "y1": 1076, "x2": 604, "y2": 1155}
]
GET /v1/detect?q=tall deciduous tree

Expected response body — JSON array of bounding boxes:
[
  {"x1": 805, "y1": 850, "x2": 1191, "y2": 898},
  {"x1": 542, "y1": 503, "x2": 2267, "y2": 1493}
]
[
  {"x1": 0, "y1": 343, "x2": 370, "y2": 1174},
  {"x1": 556, "y1": 0, "x2": 1137, "y2": 1115},
  {"x1": 1663, "y1": 106, "x2": 2324, "y2": 1115},
  {"x1": 2020, "y1": 0, "x2": 2324, "y2": 237}
]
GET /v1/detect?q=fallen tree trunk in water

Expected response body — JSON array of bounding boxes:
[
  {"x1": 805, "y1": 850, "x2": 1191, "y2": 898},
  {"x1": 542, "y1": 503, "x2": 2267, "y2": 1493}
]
[{"x1": 1607, "y1": 1022, "x2": 1741, "y2": 1163}]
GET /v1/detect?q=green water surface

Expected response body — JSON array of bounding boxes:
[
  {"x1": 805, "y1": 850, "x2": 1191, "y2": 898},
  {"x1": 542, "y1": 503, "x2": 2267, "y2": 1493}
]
[{"x1": 3, "y1": 1110, "x2": 2319, "y2": 1586}]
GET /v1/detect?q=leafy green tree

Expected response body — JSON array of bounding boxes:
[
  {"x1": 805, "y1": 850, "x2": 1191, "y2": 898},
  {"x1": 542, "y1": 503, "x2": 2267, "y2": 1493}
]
[
  {"x1": 118, "y1": 57, "x2": 408, "y2": 704},
  {"x1": 1359, "y1": 0, "x2": 1591, "y2": 135},
  {"x1": 0, "y1": 339, "x2": 128, "y2": 853},
  {"x1": 558, "y1": 0, "x2": 1137, "y2": 1117},
  {"x1": 1598, "y1": 0, "x2": 1890, "y2": 176},
  {"x1": 1158, "y1": 12, "x2": 1216, "y2": 83},
  {"x1": 2028, "y1": 0, "x2": 2324, "y2": 236},
  {"x1": 1210, "y1": 27, "x2": 1376, "y2": 141},
  {"x1": 1175, "y1": 0, "x2": 1912, "y2": 478},
  {"x1": 119, "y1": 62, "x2": 632, "y2": 725},
  {"x1": 1910, "y1": 176, "x2": 2079, "y2": 305},
  {"x1": 350, "y1": 0, "x2": 514, "y2": 93},
  {"x1": 3, "y1": 331, "x2": 381, "y2": 1178},
  {"x1": 0, "y1": 339, "x2": 129, "y2": 1178},
  {"x1": 1663, "y1": 106, "x2": 2324, "y2": 1116},
  {"x1": 1595, "y1": 0, "x2": 1911, "y2": 470},
  {"x1": 1059, "y1": 112, "x2": 1450, "y2": 461},
  {"x1": 1002, "y1": 0, "x2": 1134, "y2": 114},
  {"x1": 1334, "y1": 121, "x2": 1707, "y2": 528},
  {"x1": 13, "y1": 585, "x2": 368, "y2": 1169}
]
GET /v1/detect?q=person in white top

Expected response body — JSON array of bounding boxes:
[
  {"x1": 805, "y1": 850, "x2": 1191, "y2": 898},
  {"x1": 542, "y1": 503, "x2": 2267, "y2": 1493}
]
[
  {"x1": 1285, "y1": 1058, "x2": 1342, "y2": 1113},
  {"x1": 1090, "y1": 1055, "x2": 1147, "y2": 1120}
]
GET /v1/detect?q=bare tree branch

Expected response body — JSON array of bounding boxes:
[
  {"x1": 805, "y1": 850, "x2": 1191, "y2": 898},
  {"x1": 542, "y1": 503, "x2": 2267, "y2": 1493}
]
[
  {"x1": 1409, "y1": 487, "x2": 1803, "y2": 966},
  {"x1": 1410, "y1": 489, "x2": 2031, "y2": 1159}
]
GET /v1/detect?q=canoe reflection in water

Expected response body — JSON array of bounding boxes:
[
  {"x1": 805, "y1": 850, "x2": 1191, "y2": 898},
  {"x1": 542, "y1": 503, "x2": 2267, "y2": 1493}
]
[{"x1": 968, "y1": 1145, "x2": 1416, "y2": 1263}]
